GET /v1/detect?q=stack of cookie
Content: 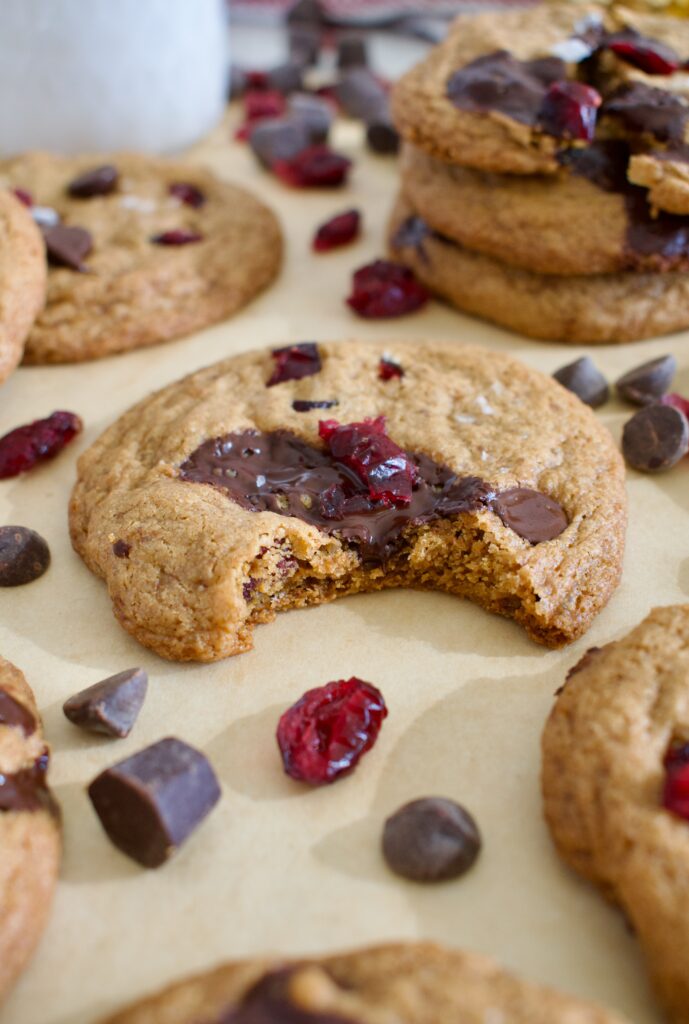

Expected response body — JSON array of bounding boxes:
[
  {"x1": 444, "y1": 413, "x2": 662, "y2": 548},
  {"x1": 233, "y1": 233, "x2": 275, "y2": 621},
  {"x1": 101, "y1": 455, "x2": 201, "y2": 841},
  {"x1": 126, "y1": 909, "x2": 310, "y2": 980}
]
[{"x1": 389, "y1": 3, "x2": 689, "y2": 344}]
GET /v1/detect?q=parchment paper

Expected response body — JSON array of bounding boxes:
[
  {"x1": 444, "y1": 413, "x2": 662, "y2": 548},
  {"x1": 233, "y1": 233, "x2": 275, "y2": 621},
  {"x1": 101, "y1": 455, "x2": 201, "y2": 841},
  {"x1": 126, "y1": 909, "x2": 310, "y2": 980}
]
[{"x1": 1, "y1": 103, "x2": 685, "y2": 1024}]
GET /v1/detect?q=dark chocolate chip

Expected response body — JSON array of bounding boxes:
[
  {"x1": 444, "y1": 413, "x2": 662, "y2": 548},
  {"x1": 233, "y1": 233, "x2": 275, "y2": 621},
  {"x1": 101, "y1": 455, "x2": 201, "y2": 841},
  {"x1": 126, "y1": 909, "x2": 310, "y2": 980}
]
[
  {"x1": 333, "y1": 68, "x2": 387, "y2": 120},
  {"x1": 292, "y1": 399, "x2": 338, "y2": 411},
  {"x1": 553, "y1": 356, "x2": 609, "y2": 408},
  {"x1": 366, "y1": 113, "x2": 400, "y2": 154},
  {"x1": 0, "y1": 526, "x2": 50, "y2": 586},
  {"x1": 88, "y1": 737, "x2": 221, "y2": 868},
  {"x1": 447, "y1": 50, "x2": 550, "y2": 126},
  {"x1": 63, "y1": 668, "x2": 148, "y2": 738},
  {"x1": 616, "y1": 354, "x2": 677, "y2": 405},
  {"x1": 288, "y1": 93, "x2": 333, "y2": 144},
  {"x1": 0, "y1": 689, "x2": 36, "y2": 735},
  {"x1": 287, "y1": 0, "x2": 324, "y2": 25},
  {"x1": 68, "y1": 164, "x2": 119, "y2": 198},
  {"x1": 602, "y1": 82, "x2": 689, "y2": 145},
  {"x1": 112, "y1": 539, "x2": 131, "y2": 558},
  {"x1": 266, "y1": 61, "x2": 304, "y2": 95},
  {"x1": 289, "y1": 25, "x2": 321, "y2": 67},
  {"x1": 337, "y1": 36, "x2": 368, "y2": 70},
  {"x1": 382, "y1": 797, "x2": 481, "y2": 882},
  {"x1": 622, "y1": 403, "x2": 689, "y2": 472},
  {"x1": 43, "y1": 224, "x2": 93, "y2": 271},
  {"x1": 491, "y1": 488, "x2": 568, "y2": 543},
  {"x1": 249, "y1": 117, "x2": 311, "y2": 168}
]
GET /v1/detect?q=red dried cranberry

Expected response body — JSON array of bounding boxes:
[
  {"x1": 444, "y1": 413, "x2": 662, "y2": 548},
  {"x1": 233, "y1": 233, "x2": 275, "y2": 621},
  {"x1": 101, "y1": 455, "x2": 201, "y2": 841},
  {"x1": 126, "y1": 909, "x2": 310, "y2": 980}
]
[
  {"x1": 267, "y1": 343, "x2": 321, "y2": 386},
  {"x1": 13, "y1": 188, "x2": 33, "y2": 208},
  {"x1": 539, "y1": 80, "x2": 601, "y2": 141},
  {"x1": 664, "y1": 740, "x2": 689, "y2": 771},
  {"x1": 276, "y1": 676, "x2": 387, "y2": 785},
  {"x1": 379, "y1": 357, "x2": 404, "y2": 381},
  {"x1": 313, "y1": 209, "x2": 361, "y2": 252},
  {"x1": 169, "y1": 183, "x2": 206, "y2": 208},
  {"x1": 272, "y1": 145, "x2": 351, "y2": 188},
  {"x1": 319, "y1": 415, "x2": 418, "y2": 506},
  {"x1": 663, "y1": 761, "x2": 689, "y2": 821},
  {"x1": 247, "y1": 70, "x2": 270, "y2": 90},
  {"x1": 151, "y1": 229, "x2": 203, "y2": 246},
  {"x1": 661, "y1": 392, "x2": 689, "y2": 419},
  {"x1": 607, "y1": 32, "x2": 680, "y2": 76},
  {"x1": 235, "y1": 89, "x2": 287, "y2": 140},
  {"x1": 347, "y1": 259, "x2": 429, "y2": 319},
  {"x1": 0, "y1": 411, "x2": 83, "y2": 479}
]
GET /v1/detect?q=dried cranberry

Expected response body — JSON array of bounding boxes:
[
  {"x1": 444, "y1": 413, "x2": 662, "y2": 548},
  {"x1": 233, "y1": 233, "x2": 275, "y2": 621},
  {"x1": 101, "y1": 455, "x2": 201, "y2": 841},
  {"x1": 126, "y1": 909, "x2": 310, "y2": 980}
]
[
  {"x1": 0, "y1": 411, "x2": 83, "y2": 479},
  {"x1": 267, "y1": 343, "x2": 321, "y2": 386},
  {"x1": 313, "y1": 209, "x2": 360, "y2": 251},
  {"x1": 347, "y1": 259, "x2": 429, "y2": 319},
  {"x1": 379, "y1": 357, "x2": 404, "y2": 381},
  {"x1": 663, "y1": 761, "x2": 689, "y2": 821},
  {"x1": 247, "y1": 70, "x2": 270, "y2": 90},
  {"x1": 319, "y1": 415, "x2": 418, "y2": 506},
  {"x1": 151, "y1": 229, "x2": 203, "y2": 246},
  {"x1": 13, "y1": 188, "x2": 33, "y2": 208},
  {"x1": 664, "y1": 740, "x2": 689, "y2": 771},
  {"x1": 539, "y1": 80, "x2": 601, "y2": 141},
  {"x1": 607, "y1": 31, "x2": 680, "y2": 76},
  {"x1": 272, "y1": 145, "x2": 351, "y2": 188},
  {"x1": 169, "y1": 183, "x2": 206, "y2": 208},
  {"x1": 661, "y1": 392, "x2": 689, "y2": 419},
  {"x1": 235, "y1": 89, "x2": 287, "y2": 139},
  {"x1": 276, "y1": 676, "x2": 387, "y2": 785}
]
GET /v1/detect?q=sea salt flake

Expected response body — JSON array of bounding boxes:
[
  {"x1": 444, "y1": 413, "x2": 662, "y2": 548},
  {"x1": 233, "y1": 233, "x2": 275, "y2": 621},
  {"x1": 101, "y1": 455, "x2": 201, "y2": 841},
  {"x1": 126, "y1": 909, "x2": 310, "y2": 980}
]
[{"x1": 474, "y1": 395, "x2": 495, "y2": 415}]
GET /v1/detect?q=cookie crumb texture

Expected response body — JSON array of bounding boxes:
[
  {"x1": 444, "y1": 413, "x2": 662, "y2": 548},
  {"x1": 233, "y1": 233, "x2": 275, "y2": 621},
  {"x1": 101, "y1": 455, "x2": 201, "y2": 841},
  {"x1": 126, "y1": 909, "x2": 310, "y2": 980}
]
[
  {"x1": 69, "y1": 341, "x2": 625, "y2": 661},
  {"x1": 0, "y1": 656, "x2": 60, "y2": 1000},
  {"x1": 0, "y1": 190, "x2": 46, "y2": 384},
  {"x1": 98, "y1": 941, "x2": 628, "y2": 1024},
  {"x1": 542, "y1": 605, "x2": 689, "y2": 1024},
  {"x1": 0, "y1": 152, "x2": 282, "y2": 364}
]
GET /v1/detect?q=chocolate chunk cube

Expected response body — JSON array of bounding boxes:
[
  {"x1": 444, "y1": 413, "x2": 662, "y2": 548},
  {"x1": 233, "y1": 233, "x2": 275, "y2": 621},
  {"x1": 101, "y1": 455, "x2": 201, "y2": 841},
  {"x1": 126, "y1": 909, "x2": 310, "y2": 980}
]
[
  {"x1": 63, "y1": 667, "x2": 148, "y2": 738},
  {"x1": 366, "y1": 112, "x2": 400, "y2": 154},
  {"x1": 88, "y1": 738, "x2": 221, "y2": 868},
  {"x1": 616, "y1": 354, "x2": 677, "y2": 406},
  {"x1": 43, "y1": 224, "x2": 93, "y2": 271},
  {"x1": 553, "y1": 355, "x2": 609, "y2": 408}
]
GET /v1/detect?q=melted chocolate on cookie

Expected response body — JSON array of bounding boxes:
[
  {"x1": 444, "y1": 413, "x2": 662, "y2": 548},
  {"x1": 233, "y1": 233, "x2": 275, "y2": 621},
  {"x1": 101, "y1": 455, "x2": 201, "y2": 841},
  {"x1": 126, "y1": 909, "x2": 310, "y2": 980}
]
[
  {"x1": 447, "y1": 50, "x2": 565, "y2": 125},
  {"x1": 602, "y1": 82, "x2": 689, "y2": 144},
  {"x1": 179, "y1": 429, "x2": 568, "y2": 562},
  {"x1": 0, "y1": 689, "x2": 36, "y2": 736},
  {"x1": 218, "y1": 969, "x2": 357, "y2": 1023},
  {"x1": 0, "y1": 753, "x2": 59, "y2": 817}
]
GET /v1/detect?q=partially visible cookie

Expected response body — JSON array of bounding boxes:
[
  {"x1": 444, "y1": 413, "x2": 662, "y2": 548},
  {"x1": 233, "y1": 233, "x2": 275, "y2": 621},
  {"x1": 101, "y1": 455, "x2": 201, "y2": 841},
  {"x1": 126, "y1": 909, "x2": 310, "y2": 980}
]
[
  {"x1": 97, "y1": 941, "x2": 628, "y2": 1024},
  {"x1": 388, "y1": 193, "x2": 689, "y2": 343},
  {"x1": 542, "y1": 606, "x2": 689, "y2": 1024},
  {"x1": 69, "y1": 339, "x2": 625, "y2": 660},
  {"x1": 0, "y1": 190, "x2": 46, "y2": 386},
  {"x1": 0, "y1": 655, "x2": 60, "y2": 1000},
  {"x1": 0, "y1": 152, "x2": 282, "y2": 364}
]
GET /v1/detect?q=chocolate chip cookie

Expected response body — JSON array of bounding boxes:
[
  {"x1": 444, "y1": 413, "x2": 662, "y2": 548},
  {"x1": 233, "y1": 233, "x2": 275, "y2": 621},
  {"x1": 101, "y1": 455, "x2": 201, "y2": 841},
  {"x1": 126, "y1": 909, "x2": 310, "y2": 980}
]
[
  {"x1": 69, "y1": 339, "x2": 625, "y2": 661},
  {"x1": 0, "y1": 190, "x2": 46, "y2": 386},
  {"x1": 542, "y1": 605, "x2": 689, "y2": 1024},
  {"x1": 0, "y1": 152, "x2": 282, "y2": 364},
  {"x1": 389, "y1": 194, "x2": 689, "y2": 343},
  {"x1": 0, "y1": 655, "x2": 60, "y2": 999},
  {"x1": 97, "y1": 941, "x2": 629, "y2": 1024}
]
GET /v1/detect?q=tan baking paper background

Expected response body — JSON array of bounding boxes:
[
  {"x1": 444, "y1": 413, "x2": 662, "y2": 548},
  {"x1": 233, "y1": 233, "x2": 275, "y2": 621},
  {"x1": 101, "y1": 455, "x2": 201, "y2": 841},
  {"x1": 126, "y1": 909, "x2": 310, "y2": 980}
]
[{"x1": 2, "y1": 100, "x2": 688, "y2": 1024}]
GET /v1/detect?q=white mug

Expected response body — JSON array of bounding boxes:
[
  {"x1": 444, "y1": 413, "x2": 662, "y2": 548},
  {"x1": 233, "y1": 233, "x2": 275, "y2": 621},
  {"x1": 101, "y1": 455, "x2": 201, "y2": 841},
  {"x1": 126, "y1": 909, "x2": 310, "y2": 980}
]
[{"x1": 0, "y1": 0, "x2": 229, "y2": 155}]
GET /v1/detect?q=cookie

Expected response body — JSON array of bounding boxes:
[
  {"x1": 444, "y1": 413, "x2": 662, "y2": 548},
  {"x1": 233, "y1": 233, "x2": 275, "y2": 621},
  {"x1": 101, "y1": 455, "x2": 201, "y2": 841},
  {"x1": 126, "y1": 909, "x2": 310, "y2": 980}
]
[
  {"x1": 388, "y1": 193, "x2": 689, "y2": 344},
  {"x1": 401, "y1": 141, "x2": 689, "y2": 276},
  {"x1": 628, "y1": 150, "x2": 689, "y2": 215},
  {"x1": 69, "y1": 339, "x2": 625, "y2": 661},
  {"x1": 542, "y1": 606, "x2": 689, "y2": 1024},
  {"x1": 0, "y1": 190, "x2": 46, "y2": 386},
  {"x1": 0, "y1": 655, "x2": 60, "y2": 999},
  {"x1": 0, "y1": 152, "x2": 282, "y2": 364},
  {"x1": 391, "y1": 3, "x2": 689, "y2": 177},
  {"x1": 97, "y1": 941, "x2": 628, "y2": 1024}
]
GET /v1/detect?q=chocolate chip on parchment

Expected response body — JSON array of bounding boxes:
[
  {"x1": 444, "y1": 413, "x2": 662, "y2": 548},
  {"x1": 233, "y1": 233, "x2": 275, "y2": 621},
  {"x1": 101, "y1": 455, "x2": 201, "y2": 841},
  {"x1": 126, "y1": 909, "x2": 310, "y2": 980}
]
[
  {"x1": 0, "y1": 526, "x2": 50, "y2": 586},
  {"x1": 334, "y1": 68, "x2": 387, "y2": 121},
  {"x1": 63, "y1": 667, "x2": 148, "y2": 738},
  {"x1": 553, "y1": 355, "x2": 609, "y2": 408},
  {"x1": 43, "y1": 224, "x2": 93, "y2": 271},
  {"x1": 250, "y1": 117, "x2": 311, "y2": 168},
  {"x1": 266, "y1": 61, "x2": 304, "y2": 96},
  {"x1": 88, "y1": 737, "x2": 221, "y2": 867},
  {"x1": 616, "y1": 354, "x2": 677, "y2": 406},
  {"x1": 382, "y1": 797, "x2": 482, "y2": 882},
  {"x1": 622, "y1": 402, "x2": 689, "y2": 471},
  {"x1": 366, "y1": 112, "x2": 400, "y2": 154},
  {"x1": 289, "y1": 93, "x2": 333, "y2": 144},
  {"x1": 68, "y1": 164, "x2": 119, "y2": 198}
]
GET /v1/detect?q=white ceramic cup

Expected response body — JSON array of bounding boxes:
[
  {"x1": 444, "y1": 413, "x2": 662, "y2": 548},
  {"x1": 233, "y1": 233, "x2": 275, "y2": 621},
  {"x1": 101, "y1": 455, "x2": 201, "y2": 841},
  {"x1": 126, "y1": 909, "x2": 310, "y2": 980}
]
[{"x1": 0, "y1": 0, "x2": 229, "y2": 155}]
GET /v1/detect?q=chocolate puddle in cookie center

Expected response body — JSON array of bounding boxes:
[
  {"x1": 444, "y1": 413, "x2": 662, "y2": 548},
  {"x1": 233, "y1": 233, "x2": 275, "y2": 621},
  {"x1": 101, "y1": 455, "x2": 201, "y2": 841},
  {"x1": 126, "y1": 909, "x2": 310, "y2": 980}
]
[{"x1": 179, "y1": 428, "x2": 567, "y2": 562}]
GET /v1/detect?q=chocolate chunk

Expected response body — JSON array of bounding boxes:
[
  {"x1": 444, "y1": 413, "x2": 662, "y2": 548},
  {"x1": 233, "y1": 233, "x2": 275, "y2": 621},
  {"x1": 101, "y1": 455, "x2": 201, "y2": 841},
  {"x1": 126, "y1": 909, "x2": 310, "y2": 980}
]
[
  {"x1": 602, "y1": 82, "x2": 689, "y2": 144},
  {"x1": 43, "y1": 224, "x2": 92, "y2": 271},
  {"x1": 68, "y1": 164, "x2": 119, "y2": 198},
  {"x1": 334, "y1": 68, "x2": 387, "y2": 121},
  {"x1": 266, "y1": 61, "x2": 304, "y2": 95},
  {"x1": 287, "y1": 0, "x2": 324, "y2": 26},
  {"x1": 0, "y1": 753, "x2": 59, "y2": 817},
  {"x1": 112, "y1": 539, "x2": 131, "y2": 558},
  {"x1": 219, "y1": 969, "x2": 356, "y2": 1023},
  {"x1": 289, "y1": 93, "x2": 333, "y2": 144},
  {"x1": 0, "y1": 689, "x2": 36, "y2": 735},
  {"x1": 553, "y1": 356, "x2": 609, "y2": 408},
  {"x1": 622, "y1": 403, "x2": 689, "y2": 472},
  {"x1": 63, "y1": 668, "x2": 148, "y2": 738},
  {"x1": 382, "y1": 797, "x2": 481, "y2": 882},
  {"x1": 616, "y1": 354, "x2": 677, "y2": 405},
  {"x1": 289, "y1": 25, "x2": 320, "y2": 68},
  {"x1": 491, "y1": 488, "x2": 568, "y2": 543},
  {"x1": 337, "y1": 36, "x2": 368, "y2": 70},
  {"x1": 250, "y1": 117, "x2": 311, "y2": 168},
  {"x1": 558, "y1": 139, "x2": 630, "y2": 193},
  {"x1": 366, "y1": 112, "x2": 400, "y2": 155},
  {"x1": 0, "y1": 526, "x2": 50, "y2": 586},
  {"x1": 88, "y1": 737, "x2": 221, "y2": 868},
  {"x1": 447, "y1": 50, "x2": 552, "y2": 126},
  {"x1": 292, "y1": 399, "x2": 338, "y2": 411}
]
